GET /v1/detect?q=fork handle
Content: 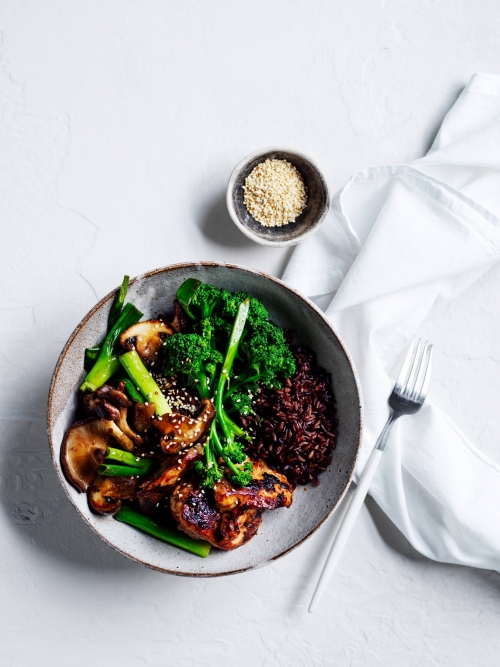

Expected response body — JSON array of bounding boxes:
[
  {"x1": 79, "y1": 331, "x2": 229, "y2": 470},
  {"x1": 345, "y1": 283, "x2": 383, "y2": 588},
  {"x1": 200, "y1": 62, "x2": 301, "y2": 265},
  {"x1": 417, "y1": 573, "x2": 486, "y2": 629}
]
[{"x1": 309, "y1": 418, "x2": 396, "y2": 613}]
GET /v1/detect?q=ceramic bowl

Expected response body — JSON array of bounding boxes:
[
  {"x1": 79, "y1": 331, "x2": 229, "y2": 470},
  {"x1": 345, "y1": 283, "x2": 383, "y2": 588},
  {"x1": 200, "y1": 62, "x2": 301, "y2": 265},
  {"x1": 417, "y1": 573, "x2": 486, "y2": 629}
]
[
  {"x1": 226, "y1": 147, "x2": 330, "y2": 247},
  {"x1": 47, "y1": 262, "x2": 362, "y2": 577}
]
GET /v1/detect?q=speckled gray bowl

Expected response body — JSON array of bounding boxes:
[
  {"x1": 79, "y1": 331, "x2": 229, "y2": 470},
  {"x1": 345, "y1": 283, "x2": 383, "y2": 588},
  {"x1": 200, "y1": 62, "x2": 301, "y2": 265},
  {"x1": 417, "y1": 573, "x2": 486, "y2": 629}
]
[
  {"x1": 227, "y1": 147, "x2": 330, "y2": 247},
  {"x1": 47, "y1": 263, "x2": 362, "y2": 577}
]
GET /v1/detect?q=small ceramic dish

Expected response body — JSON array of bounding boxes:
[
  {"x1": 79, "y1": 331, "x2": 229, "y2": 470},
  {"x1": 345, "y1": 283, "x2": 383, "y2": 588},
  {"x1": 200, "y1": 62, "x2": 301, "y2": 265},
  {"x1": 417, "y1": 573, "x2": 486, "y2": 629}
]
[
  {"x1": 47, "y1": 262, "x2": 362, "y2": 577},
  {"x1": 226, "y1": 147, "x2": 330, "y2": 247}
]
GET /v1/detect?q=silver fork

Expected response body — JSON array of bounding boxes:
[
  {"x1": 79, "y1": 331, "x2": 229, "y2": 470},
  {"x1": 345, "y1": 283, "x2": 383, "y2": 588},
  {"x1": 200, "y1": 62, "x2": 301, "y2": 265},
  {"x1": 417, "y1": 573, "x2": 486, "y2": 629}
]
[{"x1": 309, "y1": 338, "x2": 433, "y2": 613}]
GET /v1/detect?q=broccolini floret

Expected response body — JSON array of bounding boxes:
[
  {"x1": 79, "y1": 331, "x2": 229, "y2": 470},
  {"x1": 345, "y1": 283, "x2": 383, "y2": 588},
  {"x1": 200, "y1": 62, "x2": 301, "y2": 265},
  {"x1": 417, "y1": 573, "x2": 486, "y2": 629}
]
[
  {"x1": 162, "y1": 333, "x2": 223, "y2": 399},
  {"x1": 172, "y1": 278, "x2": 297, "y2": 490},
  {"x1": 221, "y1": 290, "x2": 269, "y2": 328},
  {"x1": 190, "y1": 283, "x2": 228, "y2": 319}
]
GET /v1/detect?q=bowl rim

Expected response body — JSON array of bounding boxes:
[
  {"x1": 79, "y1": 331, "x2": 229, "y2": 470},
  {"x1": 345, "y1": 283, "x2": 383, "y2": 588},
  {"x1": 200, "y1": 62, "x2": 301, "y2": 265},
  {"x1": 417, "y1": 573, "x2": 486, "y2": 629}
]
[
  {"x1": 47, "y1": 261, "x2": 363, "y2": 577},
  {"x1": 226, "y1": 146, "x2": 330, "y2": 248}
]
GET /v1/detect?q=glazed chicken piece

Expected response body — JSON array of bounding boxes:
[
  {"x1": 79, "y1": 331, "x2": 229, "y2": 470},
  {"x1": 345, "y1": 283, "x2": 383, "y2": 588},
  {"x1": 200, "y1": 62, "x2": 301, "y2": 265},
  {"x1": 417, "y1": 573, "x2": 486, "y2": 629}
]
[
  {"x1": 153, "y1": 399, "x2": 215, "y2": 454},
  {"x1": 170, "y1": 480, "x2": 222, "y2": 545},
  {"x1": 170, "y1": 480, "x2": 262, "y2": 550},
  {"x1": 219, "y1": 507, "x2": 263, "y2": 550},
  {"x1": 136, "y1": 443, "x2": 204, "y2": 514},
  {"x1": 213, "y1": 459, "x2": 293, "y2": 512}
]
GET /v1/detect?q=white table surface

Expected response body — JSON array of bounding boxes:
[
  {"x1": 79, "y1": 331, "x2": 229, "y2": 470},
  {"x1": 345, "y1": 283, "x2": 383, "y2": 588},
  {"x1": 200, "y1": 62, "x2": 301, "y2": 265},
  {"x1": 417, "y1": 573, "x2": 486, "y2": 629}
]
[{"x1": 2, "y1": 2, "x2": 500, "y2": 665}]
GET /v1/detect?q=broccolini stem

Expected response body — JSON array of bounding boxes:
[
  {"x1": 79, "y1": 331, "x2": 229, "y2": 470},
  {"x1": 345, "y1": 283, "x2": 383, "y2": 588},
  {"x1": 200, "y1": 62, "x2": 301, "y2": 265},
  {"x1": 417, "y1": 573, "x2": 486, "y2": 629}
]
[
  {"x1": 223, "y1": 371, "x2": 261, "y2": 400},
  {"x1": 176, "y1": 278, "x2": 201, "y2": 320},
  {"x1": 123, "y1": 378, "x2": 144, "y2": 403},
  {"x1": 205, "y1": 422, "x2": 217, "y2": 466},
  {"x1": 194, "y1": 372, "x2": 210, "y2": 399},
  {"x1": 216, "y1": 299, "x2": 249, "y2": 440},
  {"x1": 108, "y1": 275, "x2": 130, "y2": 329},
  {"x1": 98, "y1": 463, "x2": 152, "y2": 477},
  {"x1": 80, "y1": 303, "x2": 143, "y2": 392},
  {"x1": 105, "y1": 447, "x2": 153, "y2": 471},
  {"x1": 210, "y1": 421, "x2": 242, "y2": 477},
  {"x1": 84, "y1": 345, "x2": 101, "y2": 371},
  {"x1": 115, "y1": 505, "x2": 211, "y2": 557},
  {"x1": 220, "y1": 409, "x2": 248, "y2": 439},
  {"x1": 119, "y1": 349, "x2": 171, "y2": 416}
]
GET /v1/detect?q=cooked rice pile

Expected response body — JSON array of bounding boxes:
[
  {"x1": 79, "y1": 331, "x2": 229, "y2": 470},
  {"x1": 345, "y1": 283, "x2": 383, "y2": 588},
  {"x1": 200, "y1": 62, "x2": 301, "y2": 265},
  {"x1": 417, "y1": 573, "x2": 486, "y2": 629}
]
[{"x1": 245, "y1": 347, "x2": 336, "y2": 486}]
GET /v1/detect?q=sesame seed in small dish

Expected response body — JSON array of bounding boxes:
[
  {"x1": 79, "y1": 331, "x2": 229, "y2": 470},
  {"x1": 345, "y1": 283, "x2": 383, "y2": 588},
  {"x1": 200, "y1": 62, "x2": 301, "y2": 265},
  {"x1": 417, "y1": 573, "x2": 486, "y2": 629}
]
[{"x1": 227, "y1": 147, "x2": 330, "y2": 247}]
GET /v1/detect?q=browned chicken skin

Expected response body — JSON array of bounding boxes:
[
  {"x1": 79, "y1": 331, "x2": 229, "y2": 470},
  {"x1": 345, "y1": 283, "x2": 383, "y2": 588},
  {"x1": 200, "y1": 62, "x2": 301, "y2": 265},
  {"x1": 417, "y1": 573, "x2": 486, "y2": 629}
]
[
  {"x1": 213, "y1": 459, "x2": 293, "y2": 512},
  {"x1": 219, "y1": 507, "x2": 262, "y2": 550},
  {"x1": 153, "y1": 398, "x2": 215, "y2": 454},
  {"x1": 170, "y1": 480, "x2": 221, "y2": 545},
  {"x1": 170, "y1": 480, "x2": 263, "y2": 550},
  {"x1": 136, "y1": 443, "x2": 204, "y2": 514}
]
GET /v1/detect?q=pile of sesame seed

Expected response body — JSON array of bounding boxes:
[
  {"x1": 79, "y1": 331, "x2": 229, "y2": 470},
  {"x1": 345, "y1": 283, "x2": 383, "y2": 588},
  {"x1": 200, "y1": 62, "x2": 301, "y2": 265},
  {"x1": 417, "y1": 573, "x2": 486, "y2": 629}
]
[{"x1": 243, "y1": 158, "x2": 308, "y2": 227}]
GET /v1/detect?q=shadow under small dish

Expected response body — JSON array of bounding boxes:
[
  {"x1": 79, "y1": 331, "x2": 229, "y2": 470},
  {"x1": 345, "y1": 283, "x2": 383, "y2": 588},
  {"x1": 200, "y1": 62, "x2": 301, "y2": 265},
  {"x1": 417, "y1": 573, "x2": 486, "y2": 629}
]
[{"x1": 227, "y1": 148, "x2": 330, "y2": 247}]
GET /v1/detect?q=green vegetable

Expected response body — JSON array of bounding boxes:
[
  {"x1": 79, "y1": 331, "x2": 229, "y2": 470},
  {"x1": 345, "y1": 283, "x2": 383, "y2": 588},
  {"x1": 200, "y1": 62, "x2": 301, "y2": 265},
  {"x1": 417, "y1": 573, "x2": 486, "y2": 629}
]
[
  {"x1": 163, "y1": 332, "x2": 223, "y2": 399},
  {"x1": 80, "y1": 302, "x2": 143, "y2": 392},
  {"x1": 84, "y1": 345, "x2": 101, "y2": 371},
  {"x1": 169, "y1": 279, "x2": 296, "y2": 490},
  {"x1": 176, "y1": 277, "x2": 201, "y2": 319},
  {"x1": 123, "y1": 378, "x2": 144, "y2": 403},
  {"x1": 115, "y1": 505, "x2": 211, "y2": 558},
  {"x1": 105, "y1": 447, "x2": 153, "y2": 471},
  {"x1": 194, "y1": 300, "x2": 253, "y2": 489},
  {"x1": 83, "y1": 276, "x2": 131, "y2": 373},
  {"x1": 108, "y1": 275, "x2": 130, "y2": 329},
  {"x1": 224, "y1": 320, "x2": 296, "y2": 413},
  {"x1": 119, "y1": 349, "x2": 171, "y2": 415},
  {"x1": 98, "y1": 463, "x2": 152, "y2": 477}
]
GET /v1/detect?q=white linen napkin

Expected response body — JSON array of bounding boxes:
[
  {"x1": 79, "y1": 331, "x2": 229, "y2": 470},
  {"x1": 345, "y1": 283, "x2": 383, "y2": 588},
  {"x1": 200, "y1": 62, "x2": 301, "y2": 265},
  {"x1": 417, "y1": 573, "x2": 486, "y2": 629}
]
[{"x1": 283, "y1": 73, "x2": 500, "y2": 570}]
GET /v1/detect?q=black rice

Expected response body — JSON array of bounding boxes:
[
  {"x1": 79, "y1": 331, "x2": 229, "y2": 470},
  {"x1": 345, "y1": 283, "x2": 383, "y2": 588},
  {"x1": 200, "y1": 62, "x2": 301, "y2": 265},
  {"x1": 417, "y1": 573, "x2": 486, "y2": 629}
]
[{"x1": 245, "y1": 347, "x2": 337, "y2": 487}]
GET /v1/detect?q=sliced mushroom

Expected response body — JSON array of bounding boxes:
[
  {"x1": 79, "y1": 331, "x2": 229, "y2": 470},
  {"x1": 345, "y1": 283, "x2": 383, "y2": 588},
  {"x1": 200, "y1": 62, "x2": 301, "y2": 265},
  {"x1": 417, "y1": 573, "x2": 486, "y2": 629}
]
[
  {"x1": 101, "y1": 420, "x2": 135, "y2": 452},
  {"x1": 136, "y1": 442, "x2": 204, "y2": 514},
  {"x1": 84, "y1": 384, "x2": 131, "y2": 421},
  {"x1": 116, "y1": 408, "x2": 143, "y2": 446},
  {"x1": 133, "y1": 402, "x2": 156, "y2": 433},
  {"x1": 88, "y1": 474, "x2": 137, "y2": 515},
  {"x1": 119, "y1": 319, "x2": 174, "y2": 366},
  {"x1": 170, "y1": 299, "x2": 189, "y2": 333},
  {"x1": 83, "y1": 392, "x2": 120, "y2": 421},
  {"x1": 96, "y1": 385, "x2": 131, "y2": 408},
  {"x1": 60, "y1": 418, "x2": 109, "y2": 493},
  {"x1": 84, "y1": 384, "x2": 142, "y2": 450},
  {"x1": 153, "y1": 398, "x2": 215, "y2": 454}
]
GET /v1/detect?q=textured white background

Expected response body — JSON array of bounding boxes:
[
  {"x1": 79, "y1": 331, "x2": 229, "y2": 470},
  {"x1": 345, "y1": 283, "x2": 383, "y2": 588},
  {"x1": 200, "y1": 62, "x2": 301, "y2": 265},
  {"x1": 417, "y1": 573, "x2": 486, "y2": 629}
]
[{"x1": 1, "y1": 2, "x2": 500, "y2": 666}]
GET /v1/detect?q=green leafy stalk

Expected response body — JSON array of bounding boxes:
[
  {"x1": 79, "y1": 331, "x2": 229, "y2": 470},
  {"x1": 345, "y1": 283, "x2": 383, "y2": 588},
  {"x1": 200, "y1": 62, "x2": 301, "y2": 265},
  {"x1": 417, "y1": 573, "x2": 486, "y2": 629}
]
[
  {"x1": 212, "y1": 422, "x2": 252, "y2": 486},
  {"x1": 216, "y1": 299, "x2": 249, "y2": 441},
  {"x1": 105, "y1": 447, "x2": 153, "y2": 470},
  {"x1": 98, "y1": 463, "x2": 152, "y2": 477},
  {"x1": 83, "y1": 276, "x2": 131, "y2": 373},
  {"x1": 195, "y1": 422, "x2": 225, "y2": 489},
  {"x1": 108, "y1": 275, "x2": 130, "y2": 329},
  {"x1": 176, "y1": 277, "x2": 201, "y2": 319},
  {"x1": 123, "y1": 378, "x2": 144, "y2": 403},
  {"x1": 119, "y1": 349, "x2": 171, "y2": 415},
  {"x1": 115, "y1": 505, "x2": 211, "y2": 558},
  {"x1": 84, "y1": 345, "x2": 101, "y2": 371},
  {"x1": 162, "y1": 332, "x2": 222, "y2": 399},
  {"x1": 80, "y1": 303, "x2": 143, "y2": 392}
]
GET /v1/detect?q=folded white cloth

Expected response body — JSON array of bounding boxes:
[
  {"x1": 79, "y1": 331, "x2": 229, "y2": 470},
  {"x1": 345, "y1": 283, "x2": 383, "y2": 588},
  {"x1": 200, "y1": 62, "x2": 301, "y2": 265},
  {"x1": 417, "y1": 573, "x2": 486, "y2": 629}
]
[{"x1": 283, "y1": 73, "x2": 500, "y2": 570}]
